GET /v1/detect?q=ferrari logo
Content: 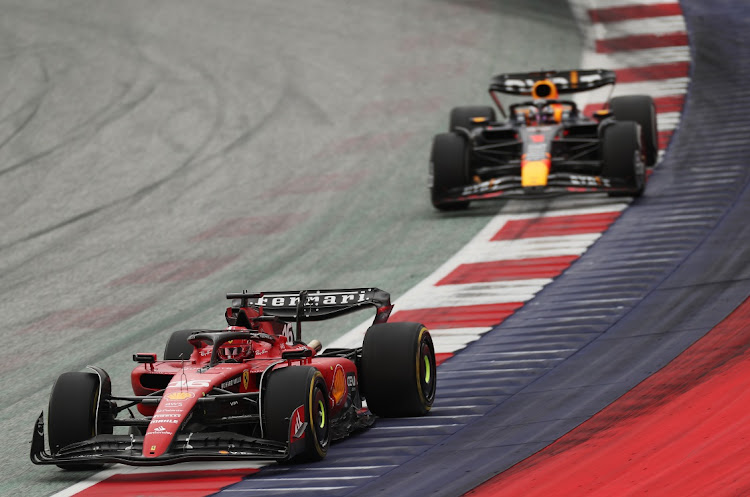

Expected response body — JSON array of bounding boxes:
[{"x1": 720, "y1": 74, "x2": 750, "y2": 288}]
[{"x1": 242, "y1": 370, "x2": 250, "y2": 390}]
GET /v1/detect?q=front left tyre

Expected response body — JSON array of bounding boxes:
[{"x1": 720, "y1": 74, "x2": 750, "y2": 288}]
[
  {"x1": 430, "y1": 132, "x2": 470, "y2": 211},
  {"x1": 48, "y1": 371, "x2": 112, "y2": 470},
  {"x1": 264, "y1": 366, "x2": 330, "y2": 462}
]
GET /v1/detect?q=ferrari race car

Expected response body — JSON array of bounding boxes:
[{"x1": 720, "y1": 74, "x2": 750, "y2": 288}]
[
  {"x1": 429, "y1": 69, "x2": 658, "y2": 210},
  {"x1": 31, "y1": 288, "x2": 436, "y2": 468}
]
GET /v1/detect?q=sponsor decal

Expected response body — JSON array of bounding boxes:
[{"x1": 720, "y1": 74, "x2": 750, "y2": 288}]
[
  {"x1": 242, "y1": 369, "x2": 250, "y2": 390},
  {"x1": 221, "y1": 376, "x2": 242, "y2": 390},
  {"x1": 169, "y1": 379, "x2": 210, "y2": 388},
  {"x1": 526, "y1": 142, "x2": 548, "y2": 161},
  {"x1": 290, "y1": 405, "x2": 306, "y2": 441},
  {"x1": 462, "y1": 181, "x2": 504, "y2": 196},
  {"x1": 346, "y1": 373, "x2": 357, "y2": 388},
  {"x1": 502, "y1": 73, "x2": 602, "y2": 92},
  {"x1": 164, "y1": 402, "x2": 183, "y2": 407},
  {"x1": 250, "y1": 291, "x2": 368, "y2": 309},
  {"x1": 330, "y1": 365, "x2": 347, "y2": 406},
  {"x1": 147, "y1": 426, "x2": 174, "y2": 436},
  {"x1": 569, "y1": 175, "x2": 611, "y2": 187},
  {"x1": 153, "y1": 413, "x2": 181, "y2": 418},
  {"x1": 157, "y1": 409, "x2": 184, "y2": 413},
  {"x1": 166, "y1": 391, "x2": 195, "y2": 401}
]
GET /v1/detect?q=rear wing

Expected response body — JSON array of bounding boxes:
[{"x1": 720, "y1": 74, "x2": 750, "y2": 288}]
[
  {"x1": 489, "y1": 69, "x2": 616, "y2": 95},
  {"x1": 226, "y1": 288, "x2": 393, "y2": 325}
]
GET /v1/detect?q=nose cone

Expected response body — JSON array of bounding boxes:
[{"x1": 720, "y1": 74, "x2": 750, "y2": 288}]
[
  {"x1": 522, "y1": 160, "x2": 550, "y2": 187},
  {"x1": 142, "y1": 390, "x2": 198, "y2": 458}
]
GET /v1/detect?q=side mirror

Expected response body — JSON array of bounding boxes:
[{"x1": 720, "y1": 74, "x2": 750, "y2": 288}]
[{"x1": 133, "y1": 353, "x2": 157, "y2": 364}]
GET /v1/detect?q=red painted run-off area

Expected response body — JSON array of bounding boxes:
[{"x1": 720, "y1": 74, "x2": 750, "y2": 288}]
[
  {"x1": 73, "y1": 469, "x2": 259, "y2": 497},
  {"x1": 466, "y1": 297, "x2": 750, "y2": 497}
]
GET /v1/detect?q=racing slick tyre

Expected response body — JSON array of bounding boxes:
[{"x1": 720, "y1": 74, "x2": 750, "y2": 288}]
[
  {"x1": 449, "y1": 105, "x2": 496, "y2": 131},
  {"x1": 360, "y1": 322, "x2": 436, "y2": 417},
  {"x1": 609, "y1": 95, "x2": 658, "y2": 167},
  {"x1": 264, "y1": 366, "x2": 330, "y2": 463},
  {"x1": 430, "y1": 132, "x2": 470, "y2": 211},
  {"x1": 163, "y1": 329, "x2": 200, "y2": 360},
  {"x1": 602, "y1": 121, "x2": 645, "y2": 197},
  {"x1": 48, "y1": 371, "x2": 112, "y2": 470}
]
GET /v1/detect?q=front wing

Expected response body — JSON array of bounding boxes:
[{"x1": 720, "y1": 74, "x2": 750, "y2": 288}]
[
  {"x1": 30, "y1": 412, "x2": 288, "y2": 466},
  {"x1": 434, "y1": 172, "x2": 639, "y2": 205}
]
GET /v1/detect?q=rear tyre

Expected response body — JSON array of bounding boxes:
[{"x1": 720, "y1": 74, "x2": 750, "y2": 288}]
[
  {"x1": 48, "y1": 371, "x2": 111, "y2": 470},
  {"x1": 609, "y1": 95, "x2": 658, "y2": 167},
  {"x1": 360, "y1": 322, "x2": 436, "y2": 417},
  {"x1": 602, "y1": 121, "x2": 645, "y2": 197},
  {"x1": 449, "y1": 105, "x2": 496, "y2": 131},
  {"x1": 430, "y1": 132, "x2": 470, "y2": 211},
  {"x1": 264, "y1": 366, "x2": 330, "y2": 462},
  {"x1": 163, "y1": 329, "x2": 200, "y2": 360}
]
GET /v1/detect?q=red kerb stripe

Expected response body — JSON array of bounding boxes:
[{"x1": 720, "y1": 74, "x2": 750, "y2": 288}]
[
  {"x1": 438, "y1": 255, "x2": 578, "y2": 286},
  {"x1": 596, "y1": 32, "x2": 688, "y2": 53},
  {"x1": 589, "y1": 3, "x2": 683, "y2": 23},
  {"x1": 435, "y1": 352, "x2": 454, "y2": 366},
  {"x1": 615, "y1": 62, "x2": 690, "y2": 83},
  {"x1": 492, "y1": 212, "x2": 621, "y2": 241},
  {"x1": 391, "y1": 302, "x2": 523, "y2": 329}
]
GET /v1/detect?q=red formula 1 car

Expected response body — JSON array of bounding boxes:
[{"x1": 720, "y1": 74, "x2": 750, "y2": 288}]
[
  {"x1": 429, "y1": 69, "x2": 658, "y2": 210},
  {"x1": 31, "y1": 288, "x2": 436, "y2": 468}
]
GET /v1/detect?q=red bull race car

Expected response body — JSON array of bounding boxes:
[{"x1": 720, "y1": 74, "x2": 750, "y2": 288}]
[
  {"x1": 429, "y1": 69, "x2": 658, "y2": 210},
  {"x1": 31, "y1": 288, "x2": 436, "y2": 468}
]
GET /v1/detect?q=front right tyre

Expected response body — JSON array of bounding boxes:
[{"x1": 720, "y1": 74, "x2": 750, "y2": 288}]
[
  {"x1": 48, "y1": 371, "x2": 112, "y2": 470},
  {"x1": 449, "y1": 105, "x2": 496, "y2": 131},
  {"x1": 264, "y1": 366, "x2": 330, "y2": 462}
]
